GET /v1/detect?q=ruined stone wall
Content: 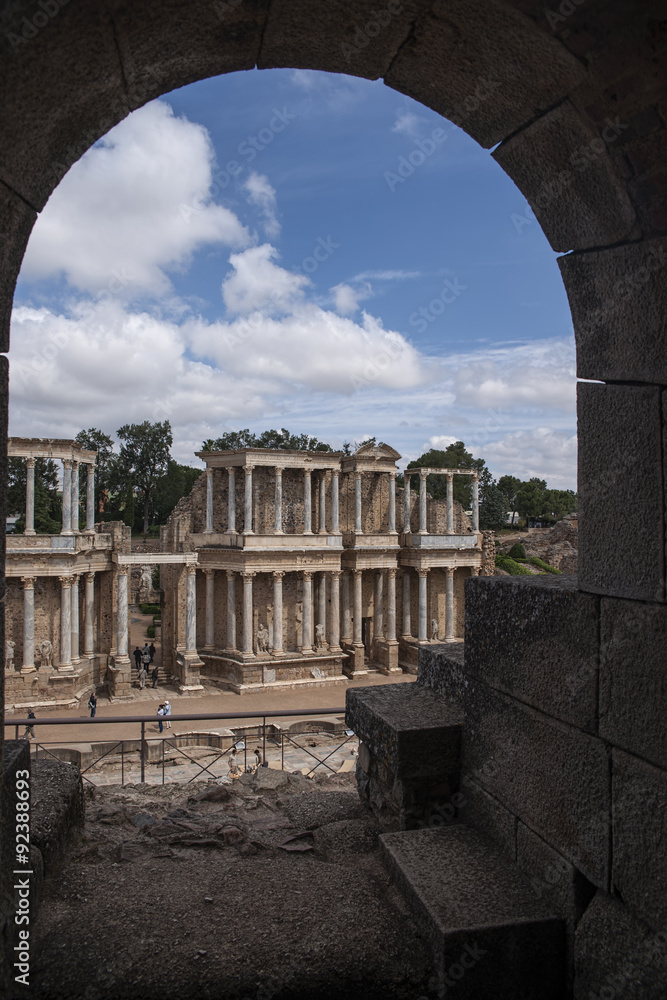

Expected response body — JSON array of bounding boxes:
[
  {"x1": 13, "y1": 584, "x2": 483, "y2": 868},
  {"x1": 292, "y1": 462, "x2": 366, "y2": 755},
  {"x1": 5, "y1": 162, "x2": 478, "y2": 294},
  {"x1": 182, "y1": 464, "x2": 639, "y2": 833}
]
[
  {"x1": 481, "y1": 531, "x2": 496, "y2": 576},
  {"x1": 396, "y1": 486, "x2": 472, "y2": 535}
]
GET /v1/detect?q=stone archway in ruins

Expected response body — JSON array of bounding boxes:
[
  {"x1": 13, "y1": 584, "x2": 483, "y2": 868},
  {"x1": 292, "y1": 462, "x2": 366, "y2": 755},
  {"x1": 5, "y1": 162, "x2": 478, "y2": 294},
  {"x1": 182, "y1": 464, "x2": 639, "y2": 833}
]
[{"x1": 0, "y1": 2, "x2": 664, "y2": 995}]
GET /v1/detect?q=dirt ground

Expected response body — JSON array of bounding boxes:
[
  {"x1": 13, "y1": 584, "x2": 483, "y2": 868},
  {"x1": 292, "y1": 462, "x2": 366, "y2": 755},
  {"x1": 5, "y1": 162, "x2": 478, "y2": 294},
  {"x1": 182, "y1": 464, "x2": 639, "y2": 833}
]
[{"x1": 25, "y1": 770, "x2": 434, "y2": 1000}]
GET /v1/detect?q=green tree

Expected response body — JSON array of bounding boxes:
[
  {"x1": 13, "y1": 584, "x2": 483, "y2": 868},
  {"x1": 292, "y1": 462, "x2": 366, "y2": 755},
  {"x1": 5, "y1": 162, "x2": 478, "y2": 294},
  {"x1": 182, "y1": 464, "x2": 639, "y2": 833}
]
[
  {"x1": 202, "y1": 427, "x2": 333, "y2": 452},
  {"x1": 544, "y1": 488, "x2": 578, "y2": 521},
  {"x1": 479, "y1": 482, "x2": 508, "y2": 531},
  {"x1": 406, "y1": 441, "x2": 492, "y2": 510},
  {"x1": 515, "y1": 478, "x2": 548, "y2": 521},
  {"x1": 7, "y1": 457, "x2": 62, "y2": 534},
  {"x1": 149, "y1": 460, "x2": 201, "y2": 526},
  {"x1": 497, "y1": 474, "x2": 522, "y2": 522},
  {"x1": 75, "y1": 428, "x2": 116, "y2": 515},
  {"x1": 116, "y1": 420, "x2": 173, "y2": 534}
]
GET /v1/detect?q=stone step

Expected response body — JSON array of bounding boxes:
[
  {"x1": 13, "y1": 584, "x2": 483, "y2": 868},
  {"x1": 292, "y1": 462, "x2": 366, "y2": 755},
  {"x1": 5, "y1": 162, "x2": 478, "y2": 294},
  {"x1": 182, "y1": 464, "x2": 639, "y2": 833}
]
[{"x1": 380, "y1": 825, "x2": 565, "y2": 999}]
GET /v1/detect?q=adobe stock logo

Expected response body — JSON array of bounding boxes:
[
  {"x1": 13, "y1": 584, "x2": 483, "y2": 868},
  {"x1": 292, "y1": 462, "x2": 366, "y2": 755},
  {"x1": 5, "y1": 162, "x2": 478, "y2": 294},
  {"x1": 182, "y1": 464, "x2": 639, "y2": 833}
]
[{"x1": 384, "y1": 128, "x2": 449, "y2": 191}]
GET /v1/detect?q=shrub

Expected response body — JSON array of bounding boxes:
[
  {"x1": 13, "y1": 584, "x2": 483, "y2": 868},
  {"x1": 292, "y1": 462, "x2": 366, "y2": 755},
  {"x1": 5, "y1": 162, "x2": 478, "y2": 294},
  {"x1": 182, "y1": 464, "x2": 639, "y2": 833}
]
[
  {"x1": 508, "y1": 542, "x2": 527, "y2": 560},
  {"x1": 153, "y1": 614, "x2": 161, "y2": 623},
  {"x1": 146, "y1": 625, "x2": 156, "y2": 638},
  {"x1": 140, "y1": 603, "x2": 161, "y2": 616},
  {"x1": 529, "y1": 556, "x2": 562, "y2": 574},
  {"x1": 496, "y1": 555, "x2": 533, "y2": 576}
]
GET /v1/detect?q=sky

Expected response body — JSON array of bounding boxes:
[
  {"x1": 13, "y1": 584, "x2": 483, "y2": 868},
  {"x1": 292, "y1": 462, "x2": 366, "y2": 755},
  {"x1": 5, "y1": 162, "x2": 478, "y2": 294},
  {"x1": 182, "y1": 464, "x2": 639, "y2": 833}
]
[{"x1": 9, "y1": 68, "x2": 577, "y2": 489}]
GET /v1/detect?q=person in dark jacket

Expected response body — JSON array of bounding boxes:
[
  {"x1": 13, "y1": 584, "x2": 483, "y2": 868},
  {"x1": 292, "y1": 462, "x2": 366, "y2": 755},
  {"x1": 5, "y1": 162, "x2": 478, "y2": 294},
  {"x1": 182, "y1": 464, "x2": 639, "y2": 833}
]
[
  {"x1": 88, "y1": 692, "x2": 97, "y2": 718},
  {"x1": 133, "y1": 647, "x2": 142, "y2": 669},
  {"x1": 149, "y1": 642, "x2": 156, "y2": 663},
  {"x1": 151, "y1": 665, "x2": 159, "y2": 689},
  {"x1": 24, "y1": 709, "x2": 36, "y2": 740}
]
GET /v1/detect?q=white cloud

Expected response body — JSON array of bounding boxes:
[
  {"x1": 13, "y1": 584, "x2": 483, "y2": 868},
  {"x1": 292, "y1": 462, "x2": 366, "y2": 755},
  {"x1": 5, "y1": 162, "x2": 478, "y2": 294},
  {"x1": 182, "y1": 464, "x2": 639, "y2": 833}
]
[
  {"x1": 221, "y1": 245, "x2": 310, "y2": 316},
  {"x1": 20, "y1": 100, "x2": 250, "y2": 299},
  {"x1": 352, "y1": 269, "x2": 420, "y2": 282},
  {"x1": 392, "y1": 109, "x2": 427, "y2": 137},
  {"x1": 243, "y1": 172, "x2": 280, "y2": 239},
  {"x1": 330, "y1": 281, "x2": 373, "y2": 315},
  {"x1": 452, "y1": 339, "x2": 576, "y2": 412},
  {"x1": 479, "y1": 428, "x2": 577, "y2": 490},
  {"x1": 424, "y1": 435, "x2": 458, "y2": 451}
]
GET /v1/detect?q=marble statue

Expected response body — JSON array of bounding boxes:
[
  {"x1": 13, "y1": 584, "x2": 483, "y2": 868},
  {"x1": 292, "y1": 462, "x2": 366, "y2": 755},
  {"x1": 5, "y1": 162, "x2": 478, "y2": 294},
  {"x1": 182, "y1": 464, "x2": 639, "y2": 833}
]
[
  {"x1": 315, "y1": 623, "x2": 326, "y2": 648},
  {"x1": 139, "y1": 565, "x2": 153, "y2": 593},
  {"x1": 5, "y1": 639, "x2": 15, "y2": 669},
  {"x1": 257, "y1": 623, "x2": 269, "y2": 653},
  {"x1": 431, "y1": 618, "x2": 439, "y2": 641},
  {"x1": 39, "y1": 639, "x2": 53, "y2": 668}
]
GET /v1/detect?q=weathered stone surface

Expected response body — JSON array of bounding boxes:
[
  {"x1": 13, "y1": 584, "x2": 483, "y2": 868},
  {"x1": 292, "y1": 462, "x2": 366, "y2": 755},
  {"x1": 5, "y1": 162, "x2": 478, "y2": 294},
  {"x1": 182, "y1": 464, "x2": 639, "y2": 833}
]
[
  {"x1": 281, "y1": 789, "x2": 364, "y2": 830},
  {"x1": 459, "y1": 777, "x2": 516, "y2": 862},
  {"x1": 0, "y1": 182, "x2": 36, "y2": 353},
  {"x1": 346, "y1": 682, "x2": 462, "y2": 779},
  {"x1": 559, "y1": 238, "x2": 667, "y2": 383},
  {"x1": 260, "y1": 0, "x2": 429, "y2": 80},
  {"x1": 313, "y1": 817, "x2": 378, "y2": 858},
  {"x1": 599, "y1": 598, "x2": 667, "y2": 768},
  {"x1": 108, "y1": 0, "x2": 269, "y2": 109},
  {"x1": 30, "y1": 758, "x2": 84, "y2": 871},
  {"x1": 612, "y1": 749, "x2": 667, "y2": 931},
  {"x1": 417, "y1": 643, "x2": 466, "y2": 701},
  {"x1": 462, "y1": 679, "x2": 610, "y2": 887},
  {"x1": 381, "y1": 826, "x2": 565, "y2": 999},
  {"x1": 385, "y1": 0, "x2": 585, "y2": 148},
  {"x1": 464, "y1": 574, "x2": 599, "y2": 731},
  {"x1": 494, "y1": 100, "x2": 637, "y2": 251},
  {"x1": 0, "y1": 3, "x2": 128, "y2": 210},
  {"x1": 574, "y1": 891, "x2": 667, "y2": 1000},
  {"x1": 578, "y1": 383, "x2": 664, "y2": 602}
]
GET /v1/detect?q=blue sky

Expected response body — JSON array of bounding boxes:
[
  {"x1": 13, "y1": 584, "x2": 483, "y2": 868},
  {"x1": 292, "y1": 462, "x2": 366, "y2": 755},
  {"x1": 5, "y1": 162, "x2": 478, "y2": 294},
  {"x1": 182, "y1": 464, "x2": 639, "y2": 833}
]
[{"x1": 9, "y1": 68, "x2": 577, "y2": 488}]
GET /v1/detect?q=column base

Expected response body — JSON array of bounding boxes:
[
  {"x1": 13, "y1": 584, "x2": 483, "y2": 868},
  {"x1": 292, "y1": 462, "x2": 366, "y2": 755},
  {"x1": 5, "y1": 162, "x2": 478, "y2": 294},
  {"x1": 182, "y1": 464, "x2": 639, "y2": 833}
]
[
  {"x1": 23, "y1": 529, "x2": 36, "y2": 536},
  {"x1": 327, "y1": 644, "x2": 343, "y2": 654},
  {"x1": 300, "y1": 646, "x2": 314, "y2": 655},
  {"x1": 58, "y1": 664, "x2": 74, "y2": 672},
  {"x1": 203, "y1": 528, "x2": 215, "y2": 535},
  {"x1": 271, "y1": 649, "x2": 286, "y2": 658},
  {"x1": 83, "y1": 528, "x2": 95, "y2": 536},
  {"x1": 204, "y1": 644, "x2": 215, "y2": 652},
  {"x1": 61, "y1": 530, "x2": 73, "y2": 537},
  {"x1": 20, "y1": 665, "x2": 36, "y2": 674},
  {"x1": 240, "y1": 651, "x2": 256, "y2": 661}
]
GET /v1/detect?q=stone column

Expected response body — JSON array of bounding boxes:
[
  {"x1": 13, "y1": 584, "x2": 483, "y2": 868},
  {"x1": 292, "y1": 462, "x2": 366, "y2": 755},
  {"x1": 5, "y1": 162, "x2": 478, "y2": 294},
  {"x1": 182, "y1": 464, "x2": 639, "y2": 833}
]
[
  {"x1": 228, "y1": 468, "x2": 237, "y2": 532},
  {"x1": 318, "y1": 473, "x2": 327, "y2": 533},
  {"x1": 386, "y1": 569, "x2": 397, "y2": 642},
  {"x1": 24, "y1": 458, "x2": 35, "y2": 535},
  {"x1": 472, "y1": 477, "x2": 480, "y2": 532},
  {"x1": 61, "y1": 460, "x2": 73, "y2": 535},
  {"x1": 329, "y1": 571, "x2": 341, "y2": 651},
  {"x1": 71, "y1": 574, "x2": 80, "y2": 664},
  {"x1": 272, "y1": 572, "x2": 284, "y2": 654},
  {"x1": 241, "y1": 572, "x2": 255, "y2": 655},
  {"x1": 243, "y1": 466, "x2": 254, "y2": 533},
  {"x1": 302, "y1": 571, "x2": 313, "y2": 652},
  {"x1": 419, "y1": 471, "x2": 428, "y2": 534},
  {"x1": 317, "y1": 572, "x2": 327, "y2": 643},
  {"x1": 445, "y1": 567, "x2": 455, "y2": 642},
  {"x1": 418, "y1": 569, "x2": 429, "y2": 642},
  {"x1": 388, "y1": 472, "x2": 396, "y2": 533},
  {"x1": 331, "y1": 471, "x2": 340, "y2": 533},
  {"x1": 274, "y1": 468, "x2": 283, "y2": 533},
  {"x1": 204, "y1": 468, "x2": 214, "y2": 534},
  {"x1": 71, "y1": 461, "x2": 80, "y2": 534},
  {"x1": 185, "y1": 565, "x2": 197, "y2": 654},
  {"x1": 303, "y1": 470, "x2": 312, "y2": 533},
  {"x1": 204, "y1": 569, "x2": 215, "y2": 650},
  {"x1": 446, "y1": 474, "x2": 454, "y2": 534},
  {"x1": 402, "y1": 571, "x2": 411, "y2": 638},
  {"x1": 341, "y1": 572, "x2": 351, "y2": 642},
  {"x1": 354, "y1": 472, "x2": 363, "y2": 533},
  {"x1": 374, "y1": 571, "x2": 384, "y2": 639},
  {"x1": 353, "y1": 570, "x2": 363, "y2": 645},
  {"x1": 116, "y1": 571, "x2": 130, "y2": 661},
  {"x1": 59, "y1": 575, "x2": 73, "y2": 670},
  {"x1": 404, "y1": 474, "x2": 412, "y2": 533},
  {"x1": 21, "y1": 577, "x2": 36, "y2": 673},
  {"x1": 85, "y1": 464, "x2": 95, "y2": 533},
  {"x1": 84, "y1": 572, "x2": 95, "y2": 655},
  {"x1": 226, "y1": 571, "x2": 237, "y2": 651}
]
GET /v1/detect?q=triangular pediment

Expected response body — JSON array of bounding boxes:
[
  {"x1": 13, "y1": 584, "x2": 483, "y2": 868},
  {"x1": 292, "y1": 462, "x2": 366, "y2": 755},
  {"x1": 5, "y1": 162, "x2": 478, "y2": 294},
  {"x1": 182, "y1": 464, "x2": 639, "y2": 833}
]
[{"x1": 353, "y1": 441, "x2": 401, "y2": 460}]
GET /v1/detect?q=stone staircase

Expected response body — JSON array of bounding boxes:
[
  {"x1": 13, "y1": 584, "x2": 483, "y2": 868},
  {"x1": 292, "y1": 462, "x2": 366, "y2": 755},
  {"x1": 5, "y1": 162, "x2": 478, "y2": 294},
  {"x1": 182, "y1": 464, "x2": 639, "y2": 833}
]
[{"x1": 380, "y1": 826, "x2": 564, "y2": 999}]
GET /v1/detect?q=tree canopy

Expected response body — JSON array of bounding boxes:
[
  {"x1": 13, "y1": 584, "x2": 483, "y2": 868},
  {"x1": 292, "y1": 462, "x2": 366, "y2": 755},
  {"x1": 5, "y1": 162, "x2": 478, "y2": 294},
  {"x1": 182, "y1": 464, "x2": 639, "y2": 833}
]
[
  {"x1": 116, "y1": 421, "x2": 173, "y2": 534},
  {"x1": 406, "y1": 441, "x2": 492, "y2": 510},
  {"x1": 202, "y1": 428, "x2": 333, "y2": 452},
  {"x1": 7, "y1": 457, "x2": 62, "y2": 534},
  {"x1": 75, "y1": 428, "x2": 115, "y2": 515}
]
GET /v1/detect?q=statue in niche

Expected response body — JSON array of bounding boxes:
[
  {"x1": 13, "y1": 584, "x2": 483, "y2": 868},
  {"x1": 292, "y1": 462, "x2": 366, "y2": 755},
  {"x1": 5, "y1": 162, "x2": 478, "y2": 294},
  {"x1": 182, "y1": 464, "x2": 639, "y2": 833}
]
[
  {"x1": 256, "y1": 623, "x2": 270, "y2": 653},
  {"x1": 295, "y1": 602, "x2": 303, "y2": 649},
  {"x1": 431, "y1": 619, "x2": 439, "y2": 641},
  {"x1": 266, "y1": 604, "x2": 274, "y2": 650},
  {"x1": 315, "y1": 623, "x2": 326, "y2": 648},
  {"x1": 139, "y1": 565, "x2": 153, "y2": 594},
  {"x1": 39, "y1": 640, "x2": 53, "y2": 668},
  {"x1": 5, "y1": 640, "x2": 15, "y2": 669}
]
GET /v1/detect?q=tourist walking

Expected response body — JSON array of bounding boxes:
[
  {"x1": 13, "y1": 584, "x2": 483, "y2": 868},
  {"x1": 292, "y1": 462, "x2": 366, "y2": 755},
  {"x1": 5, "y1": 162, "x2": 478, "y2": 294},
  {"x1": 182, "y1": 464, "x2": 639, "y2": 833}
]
[
  {"x1": 141, "y1": 643, "x2": 151, "y2": 669},
  {"x1": 151, "y1": 665, "x2": 159, "y2": 689},
  {"x1": 163, "y1": 700, "x2": 172, "y2": 729},
  {"x1": 24, "y1": 709, "x2": 36, "y2": 740},
  {"x1": 254, "y1": 748, "x2": 263, "y2": 770},
  {"x1": 88, "y1": 692, "x2": 97, "y2": 718},
  {"x1": 133, "y1": 646, "x2": 142, "y2": 670},
  {"x1": 149, "y1": 642, "x2": 156, "y2": 663},
  {"x1": 157, "y1": 705, "x2": 164, "y2": 734},
  {"x1": 137, "y1": 665, "x2": 147, "y2": 689}
]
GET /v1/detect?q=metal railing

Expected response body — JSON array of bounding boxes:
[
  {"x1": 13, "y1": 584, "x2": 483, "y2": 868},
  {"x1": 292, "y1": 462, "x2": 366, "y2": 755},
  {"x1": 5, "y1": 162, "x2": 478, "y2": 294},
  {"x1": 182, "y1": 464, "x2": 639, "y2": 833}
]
[{"x1": 3, "y1": 708, "x2": 356, "y2": 787}]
